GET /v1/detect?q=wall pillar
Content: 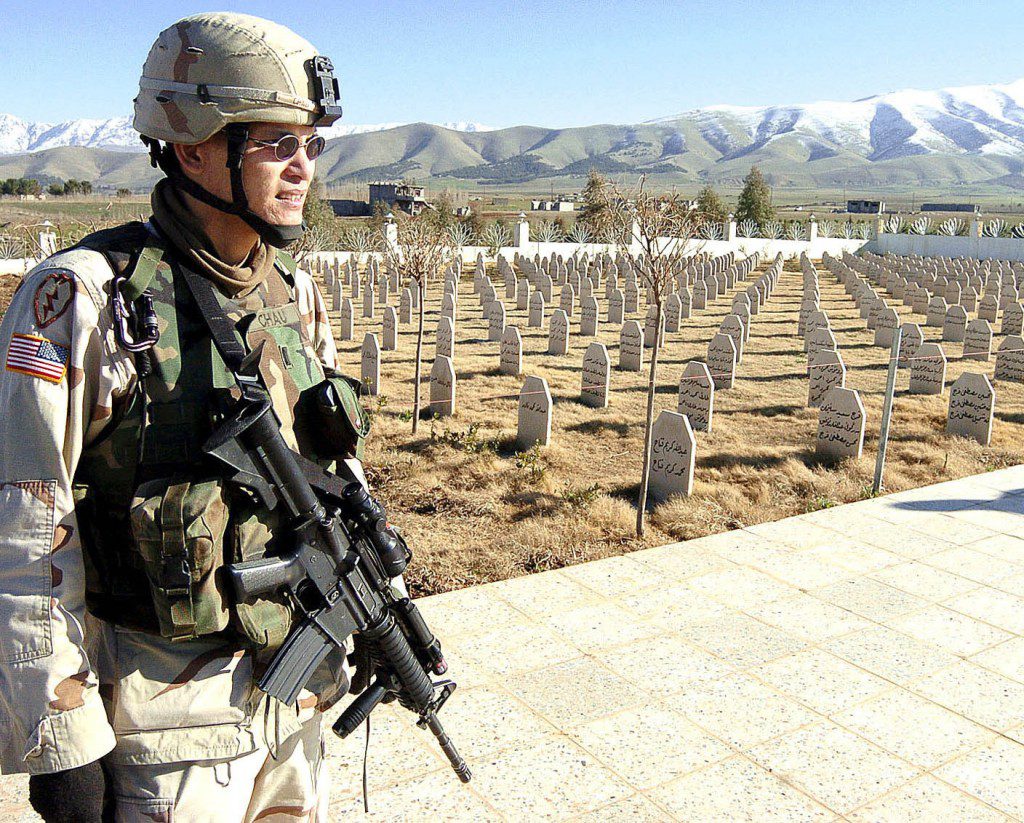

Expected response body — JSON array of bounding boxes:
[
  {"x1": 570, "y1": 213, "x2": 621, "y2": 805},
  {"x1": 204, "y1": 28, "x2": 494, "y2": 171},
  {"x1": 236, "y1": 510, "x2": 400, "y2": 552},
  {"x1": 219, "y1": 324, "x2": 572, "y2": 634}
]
[
  {"x1": 513, "y1": 213, "x2": 530, "y2": 248},
  {"x1": 808, "y1": 215, "x2": 818, "y2": 243},
  {"x1": 726, "y1": 213, "x2": 736, "y2": 242}
]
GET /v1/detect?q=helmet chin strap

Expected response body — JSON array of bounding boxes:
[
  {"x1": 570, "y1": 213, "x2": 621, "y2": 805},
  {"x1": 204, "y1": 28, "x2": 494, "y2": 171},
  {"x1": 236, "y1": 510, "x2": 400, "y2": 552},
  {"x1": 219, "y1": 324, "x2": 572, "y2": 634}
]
[{"x1": 143, "y1": 124, "x2": 306, "y2": 249}]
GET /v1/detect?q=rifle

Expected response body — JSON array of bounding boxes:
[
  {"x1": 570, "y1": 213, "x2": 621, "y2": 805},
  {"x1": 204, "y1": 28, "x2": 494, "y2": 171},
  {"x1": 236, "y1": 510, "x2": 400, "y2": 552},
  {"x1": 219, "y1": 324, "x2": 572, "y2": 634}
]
[{"x1": 178, "y1": 265, "x2": 470, "y2": 784}]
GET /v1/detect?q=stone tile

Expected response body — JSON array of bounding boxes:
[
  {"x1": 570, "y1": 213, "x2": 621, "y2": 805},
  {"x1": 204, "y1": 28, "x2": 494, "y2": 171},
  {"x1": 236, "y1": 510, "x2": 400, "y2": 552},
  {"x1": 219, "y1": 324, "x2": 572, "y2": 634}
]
[
  {"x1": 747, "y1": 721, "x2": 920, "y2": 815},
  {"x1": 742, "y1": 551, "x2": 854, "y2": 590},
  {"x1": 413, "y1": 585, "x2": 530, "y2": 641},
  {"x1": 935, "y1": 737, "x2": 1024, "y2": 819},
  {"x1": 753, "y1": 649, "x2": 891, "y2": 715},
  {"x1": 802, "y1": 541, "x2": 903, "y2": 575},
  {"x1": 945, "y1": 587, "x2": 1024, "y2": 635},
  {"x1": 966, "y1": 467, "x2": 1024, "y2": 496},
  {"x1": 923, "y1": 547, "x2": 1022, "y2": 586},
  {"x1": 609, "y1": 634, "x2": 735, "y2": 695},
  {"x1": 423, "y1": 684, "x2": 560, "y2": 762},
  {"x1": 561, "y1": 554, "x2": 666, "y2": 599},
  {"x1": 329, "y1": 770, "x2": 497, "y2": 821},
  {"x1": 888, "y1": 605, "x2": 1012, "y2": 657},
  {"x1": 570, "y1": 702, "x2": 731, "y2": 790},
  {"x1": 486, "y1": 570, "x2": 606, "y2": 619},
  {"x1": 444, "y1": 618, "x2": 583, "y2": 678},
  {"x1": 618, "y1": 582, "x2": 730, "y2": 630},
  {"x1": 904, "y1": 514, "x2": 1001, "y2": 546},
  {"x1": 629, "y1": 543, "x2": 734, "y2": 581},
  {"x1": 686, "y1": 566, "x2": 799, "y2": 610},
  {"x1": 745, "y1": 519, "x2": 841, "y2": 550},
  {"x1": 677, "y1": 612, "x2": 807, "y2": 669},
  {"x1": 747, "y1": 593, "x2": 872, "y2": 643},
  {"x1": 686, "y1": 527, "x2": 774, "y2": 557},
  {"x1": 467, "y1": 736, "x2": 633, "y2": 820},
  {"x1": 912, "y1": 660, "x2": 1024, "y2": 731},
  {"x1": 505, "y1": 656, "x2": 648, "y2": 729},
  {"x1": 824, "y1": 625, "x2": 959, "y2": 686},
  {"x1": 944, "y1": 504, "x2": 1024, "y2": 536},
  {"x1": 969, "y1": 534, "x2": 1024, "y2": 565},
  {"x1": 648, "y1": 755, "x2": 835, "y2": 822},
  {"x1": 847, "y1": 774, "x2": 1009, "y2": 822},
  {"x1": 818, "y1": 516, "x2": 936, "y2": 554},
  {"x1": 546, "y1": 601, "x2": 662, "y2": 653},
  {"x1": 670, "y1": 671, "x2": 819, "y2": 750},
  {"x1": 971, "y1": 636, "x2": 1024, "y2": 683},
  {"x1": 869, "y1": 528, "x2": 962, "y2": 561},
  {"x1": 570, "y1": 794, "x2": 675, "y2": 822},
  {"x1": 988, "y1": 572, "x2": 1024, "y2": 599},
  {"x1": 834, "y1": 688, "x2": 995, "y2": 770},
  {"x1": 812, "y1": 578, "x2": 930, "y2": 622},
  {"x1": 870, "y1": 561, "x2": 980, "y2": 602}
]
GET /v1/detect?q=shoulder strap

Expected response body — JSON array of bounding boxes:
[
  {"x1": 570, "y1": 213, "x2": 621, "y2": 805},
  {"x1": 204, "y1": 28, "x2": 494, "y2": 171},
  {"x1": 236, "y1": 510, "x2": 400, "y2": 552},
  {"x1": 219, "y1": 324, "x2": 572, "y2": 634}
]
[{"x1": 73, "y1": 221, "x2": 166, "y2": 300}]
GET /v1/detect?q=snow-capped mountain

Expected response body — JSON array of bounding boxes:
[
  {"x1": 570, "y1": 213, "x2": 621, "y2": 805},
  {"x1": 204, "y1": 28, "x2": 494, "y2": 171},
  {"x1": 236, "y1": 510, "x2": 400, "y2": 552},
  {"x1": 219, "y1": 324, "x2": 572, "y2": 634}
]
[
  {"x1": 646, "y1": 78, "x2": 1024, "y2": 161},
  {"x1": 0, "y1": 114, "x2": 496, "y2": 155}
]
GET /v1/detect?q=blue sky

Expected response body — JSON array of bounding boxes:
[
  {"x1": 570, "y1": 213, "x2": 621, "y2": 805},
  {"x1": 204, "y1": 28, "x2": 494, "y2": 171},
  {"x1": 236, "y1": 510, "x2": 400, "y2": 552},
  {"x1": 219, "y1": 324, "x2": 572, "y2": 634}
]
[{"x1": 5, "y1": 0, "x2": 1024, "y2": 127}]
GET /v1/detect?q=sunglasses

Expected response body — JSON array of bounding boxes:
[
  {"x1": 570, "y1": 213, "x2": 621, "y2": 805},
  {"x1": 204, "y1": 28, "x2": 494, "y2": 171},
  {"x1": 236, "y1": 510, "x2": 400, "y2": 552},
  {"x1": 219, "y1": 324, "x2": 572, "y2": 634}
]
[{"x1": 247, "y1": 133, "x2": 326, "y2": 162}]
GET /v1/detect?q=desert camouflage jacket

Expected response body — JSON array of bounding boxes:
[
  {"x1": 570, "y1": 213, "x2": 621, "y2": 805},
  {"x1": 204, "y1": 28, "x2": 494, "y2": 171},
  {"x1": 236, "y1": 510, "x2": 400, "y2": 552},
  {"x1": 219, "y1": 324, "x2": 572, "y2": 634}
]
[{"x1": 0, "y1": 232, "x2": 347, "y2": 774}]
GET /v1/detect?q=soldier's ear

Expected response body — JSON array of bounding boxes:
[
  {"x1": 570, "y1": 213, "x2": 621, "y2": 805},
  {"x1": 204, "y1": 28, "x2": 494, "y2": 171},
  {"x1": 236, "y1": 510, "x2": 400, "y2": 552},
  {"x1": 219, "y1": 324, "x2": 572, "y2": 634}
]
[{"x1": 172, "y1": 138, "x2": 222, "y2": 179}]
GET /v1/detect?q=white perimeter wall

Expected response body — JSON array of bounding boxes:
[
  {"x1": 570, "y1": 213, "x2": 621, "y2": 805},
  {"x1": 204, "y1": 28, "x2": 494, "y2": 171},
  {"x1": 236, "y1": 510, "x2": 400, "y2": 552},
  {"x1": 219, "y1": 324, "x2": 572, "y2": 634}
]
[{"x1": 867, "y1": 233, "x2": 1024, "y2": 262}]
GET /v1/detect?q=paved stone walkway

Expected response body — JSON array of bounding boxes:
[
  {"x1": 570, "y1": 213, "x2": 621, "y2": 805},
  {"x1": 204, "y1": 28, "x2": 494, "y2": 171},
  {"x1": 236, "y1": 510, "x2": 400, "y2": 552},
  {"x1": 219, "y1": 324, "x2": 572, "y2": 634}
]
[{"x1": 4, "y1": 466, "x2": 1024, "y2": 820}]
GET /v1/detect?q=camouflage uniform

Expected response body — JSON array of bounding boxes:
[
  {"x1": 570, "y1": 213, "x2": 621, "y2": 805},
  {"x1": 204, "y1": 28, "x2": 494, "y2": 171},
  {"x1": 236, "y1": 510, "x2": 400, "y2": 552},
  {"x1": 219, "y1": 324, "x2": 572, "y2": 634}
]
[{"x1": 0, "y1": 238, "x2": 350, "y2": 820}]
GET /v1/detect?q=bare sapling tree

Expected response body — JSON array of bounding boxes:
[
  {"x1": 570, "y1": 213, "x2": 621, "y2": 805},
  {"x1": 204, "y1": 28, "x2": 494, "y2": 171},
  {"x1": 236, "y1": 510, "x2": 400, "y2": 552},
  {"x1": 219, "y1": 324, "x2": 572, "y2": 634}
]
[
  {"x1": 606, "y1": 176, "x2": 700, "y2": 537},
  {"x1": 379, "y1": 212, "x2": 456, "y2": 434}
]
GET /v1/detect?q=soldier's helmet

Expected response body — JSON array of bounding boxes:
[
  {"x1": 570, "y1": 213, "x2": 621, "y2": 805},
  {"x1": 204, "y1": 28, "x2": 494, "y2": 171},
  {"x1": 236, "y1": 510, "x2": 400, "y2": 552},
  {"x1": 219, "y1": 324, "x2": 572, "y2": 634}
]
[{"x1": 133, "y1": 12, "x2": 342, "y2": 144}]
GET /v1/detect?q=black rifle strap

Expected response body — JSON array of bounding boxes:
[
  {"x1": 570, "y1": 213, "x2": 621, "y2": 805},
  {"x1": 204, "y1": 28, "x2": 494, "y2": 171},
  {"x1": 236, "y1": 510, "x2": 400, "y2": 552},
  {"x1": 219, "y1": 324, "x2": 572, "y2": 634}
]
[{"x1": 176, "y1": 261, "x2": 363, "y2": 489}]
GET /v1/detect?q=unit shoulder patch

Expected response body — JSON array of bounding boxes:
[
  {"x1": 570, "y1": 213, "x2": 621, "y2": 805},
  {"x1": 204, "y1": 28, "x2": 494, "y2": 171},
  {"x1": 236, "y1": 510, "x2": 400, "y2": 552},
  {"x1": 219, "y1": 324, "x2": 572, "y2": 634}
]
[
  {"x1": 5, "y1": 333, "x2": 70, "y2": 384},
  {"x1": 34, "y1": 269, "x2": 76, "y2": 329}
]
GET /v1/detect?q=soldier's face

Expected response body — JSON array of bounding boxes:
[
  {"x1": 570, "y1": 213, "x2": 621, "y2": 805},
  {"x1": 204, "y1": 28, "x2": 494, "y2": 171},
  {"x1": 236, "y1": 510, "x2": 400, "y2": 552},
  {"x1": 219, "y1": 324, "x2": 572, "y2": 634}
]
[{"x1": 240, "y1": 123, "x2": 317, "y2": 226}]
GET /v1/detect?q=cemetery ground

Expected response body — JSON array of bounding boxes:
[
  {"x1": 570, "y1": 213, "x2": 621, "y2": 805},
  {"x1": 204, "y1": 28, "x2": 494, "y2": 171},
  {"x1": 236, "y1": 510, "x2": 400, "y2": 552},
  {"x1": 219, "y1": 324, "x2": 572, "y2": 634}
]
[{"x1": 327, "y1": 257, "x2": 1024, "y2": 596}]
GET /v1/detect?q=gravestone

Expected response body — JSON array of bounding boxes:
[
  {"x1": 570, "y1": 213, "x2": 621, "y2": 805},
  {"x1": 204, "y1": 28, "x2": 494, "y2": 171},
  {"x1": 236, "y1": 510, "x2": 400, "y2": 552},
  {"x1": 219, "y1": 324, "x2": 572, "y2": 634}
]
[
  {"x1": 517, "y1": 376, "x2": 552, "y2": 449},
  {"x1": 927, "y1": 297, "x2": 948, "y2": 327},
  {"x1": 874, "y1": 308, "x2": 900, "y2": 348},
  {"x1": 548, "y1": 309, "x2": 569, "y2": 355},
  {"x1": 619, "y1": 321, "x2": 643, "y2": 371},
  {"x1": 516, "y1": 278, "x2": 530, "y2": 310},
  {"x1": 581, "y1": 342, "x2": 611, "y2": 408},
  {"x1": 678, "y1": 288, "x2": 692, "y2": 320},
  {"x1": 943, "y1": 305, "x2": 968, "y2": 342},
  {"x1": 693, "y1": 280, "x2": 708, "y2": 311},
  {"x1": 540, "y1": 275, "x2": 553, "y2": 303},
  {"x1": 720, "y1": 315, "x2": 744, "y2": 364},
  {"x1": 909, "y1": 342, "x2": 946, "y2": 394},
  {"x1": 609, "y1": 289, "x2": 625, "y2": 325},
  {"x1": 816, "y1": 387, "x2": 865, "y2": 460},
  {"x1": 706, "y1": 333, "x2": 737, "y2": 390},
  {"x1": 352, "y1": 270, "x2": 360, "y2": 300},
  {"x1": 665, "y1": 294, "x2": 682, "y2": 333},
  {"x1": 804, "y1": 311, "x2": 830, "y2": 351},
  {"x1": 429, "y1": 355, "x2": 456, "y2": 417},
  {"x1": 360, "y1": 333, "x2": 380, "y2": 396},
  {"x1": 734, "y1": 304, "x2": 751, "y2": 342},
  {"x1": 1003, "y1": 303, "x2": 1024, "y2": 336},
  {"x1": 382, "y1": 306, "x2": 398, "y2": 351},
  {"x1": 808, "y1": 349, "x2": 846, "y2": 408},
  {"x1": 560, "y1": 285, "x2": 576, "y2": 317},
  {"x1": 400, "y1": 288, "x2": 413, "y2": 324},
  {"x1": 363, "y1": 287, "x2": 375, "y2": 319},
  {"x1": 331, "y1": 278, "x2": 342, "y2": 312},
  {"x1": 441, "y1": 292, "x2": 456, "y2": 324},
  {"x1": 912, "y1": 288, "x2": 931, "y2": 314},
  {"x1": 947, "y1": 373, "x2": 995, "y2": 446},
  {"x1": 995, "y1": 335, "x2": 1024, "y2": 383},
  {"x1": 644, "y1": 306, "x2": 664, "y2": 349},
  {"x1": 624, "y1": 282, "x2": 639, "y2": 314},
  {"x1": 898, "y1": 322, "x2": 923, "y2": 369},
  {"x1": 581, "y1": 296, "x2": 599, "y2": 337},
  {"x1": 649, "y1": 411, "x2": 697, "y2": 501},
  {"x1": 528, "y1": 292, "x2": 545, "y2": 328},
  {"x1": 963, "y1": 319, "x2": 993, "y2": 361},
  {"x1": 436, "y1": 316, "x2": 454, "y2": 359},
  {"x1": 677, "y1": 361, "x2": 714, "y2": 432},
  {"x1": 339, "y1": 298, "x2": 354, "y2": 341},
  {"x1": 378, "y1": 277, "x2": 389, "y2": 306},
  {"x1": 806, "y1": 327, "x2": 838, "y2": 365},
  {"x1": 500, "y1": 326, "x2": 523, "y2": 376},
  {"x1": 489, "y1": 301, "x2": 506, "y2": 342},
  {"x1": 978, "y1": 294, "x2": 999, "y2": 322},
  {"x1": 798, "y1": 299, "x2": 820, "y2": 336}
]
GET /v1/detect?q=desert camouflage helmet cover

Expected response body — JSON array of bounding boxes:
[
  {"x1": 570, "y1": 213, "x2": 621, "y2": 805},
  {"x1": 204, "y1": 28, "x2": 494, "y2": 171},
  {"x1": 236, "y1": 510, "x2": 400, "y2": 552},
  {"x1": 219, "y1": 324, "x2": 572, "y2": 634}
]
[{"x1": 134, "y1": 12, "x2": 342, "y2": 145}]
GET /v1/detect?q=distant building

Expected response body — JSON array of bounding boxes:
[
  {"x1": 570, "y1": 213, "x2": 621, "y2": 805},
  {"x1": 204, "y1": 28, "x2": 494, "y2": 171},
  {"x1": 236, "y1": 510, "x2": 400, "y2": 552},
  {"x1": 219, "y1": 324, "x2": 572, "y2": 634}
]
[
  {"x1": 328, "y1": 199, "x2": 370, "y2": 217},
  {"x1": 921, "y1": 203, "x2": 980, "y2": 214},
  {"x1": 846, "y1": 200, "x2": 885, "y2": 214},
  {"x1": 369, "y1": 182, "x2": 429, "y2": 216},
  {"x1": 530, "y1": 198, "x2": 577, "y2": 212}
]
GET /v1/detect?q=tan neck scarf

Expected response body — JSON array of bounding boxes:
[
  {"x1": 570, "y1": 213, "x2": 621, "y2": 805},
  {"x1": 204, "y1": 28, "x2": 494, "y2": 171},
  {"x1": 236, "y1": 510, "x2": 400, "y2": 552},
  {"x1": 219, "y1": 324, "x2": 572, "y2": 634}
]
[{"x1": 150, "y1": 178, "x2": 276, "y2": 297}]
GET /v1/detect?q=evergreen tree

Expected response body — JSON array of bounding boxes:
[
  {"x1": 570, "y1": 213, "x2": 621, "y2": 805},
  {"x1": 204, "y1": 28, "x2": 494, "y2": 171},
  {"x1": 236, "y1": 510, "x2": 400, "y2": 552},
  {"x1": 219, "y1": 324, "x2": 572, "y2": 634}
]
[
  {"x1": 694, "y1": 185, "x2": 727, "y2": 224},
  {"x1": 578, "y1": 169, "x2": 611, "y2": 238},
  {"x1": 734, "y1": 166, "x2": 775, "y2": 227}
]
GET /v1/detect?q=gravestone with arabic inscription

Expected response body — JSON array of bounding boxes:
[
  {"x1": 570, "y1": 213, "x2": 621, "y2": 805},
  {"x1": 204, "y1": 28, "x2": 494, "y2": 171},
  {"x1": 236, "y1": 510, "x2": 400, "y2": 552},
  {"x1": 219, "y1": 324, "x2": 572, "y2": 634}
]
[
  {"x1": 619, "y1": 320, "x2": 643, "y2": 371},
  {"x1": 517, "y1": 376, "x2": 552, "y2": 449},
  {"x1": 947, "y1": 372, "x2": 994, "y2": 445},
  {"x1": 581, "y1": 295, "x2": 599, "y2": 337},
  {"x1": 808, "y1": 349, "x2": 846, "y2": 408},
  {"x1": 963, "y1": 319, "x2": 993, "y2": 361},
  {"x1": 429, "y1": 355, "x2": 456, "y2": 417},
  {"x1": 943, "y1": 305, "x2": 968, "y2": 343},
  {"x1": 500, "y1": 326, "x2": 522, "y2": 376},
  {"x1": 361, "y1": 333, "x2": 380, "y2": 396},
  {"x1": 909, "y1": 342, "x2": 946, "y2": 394},
  {"x1": 995, "y1": 335, "x2": 1024, "y2": 383},
  {"x1": 528, "y1": 291, "x2": 545, "y2": 328},
  {"x1": 382, "y1": 306, "x2": 398, "y2": 351},
  {"x1": 436, "y1": 315, "x2": 454, "y2": 359},
  {"x1": 677, "y1": 361, "x2": 714, "y2": 432},
  {"x1": 816, "y1": 387, "x2": 865, "y2": 460},
  {"x1": 649, "y1": 410, "x2": 696, "y2": 501},
  {"x1": 548, "y1": 309, "x2": 569, "y2": 355},
  {"x1": 706, "y1": 333, "x2": 737, "y2": 390},
  {"x1": 581, "y1": 342, "x2": 610, "y2": 408},
  {"x1": 339, "y1": 298, "x2": 354, "y2": 341}
]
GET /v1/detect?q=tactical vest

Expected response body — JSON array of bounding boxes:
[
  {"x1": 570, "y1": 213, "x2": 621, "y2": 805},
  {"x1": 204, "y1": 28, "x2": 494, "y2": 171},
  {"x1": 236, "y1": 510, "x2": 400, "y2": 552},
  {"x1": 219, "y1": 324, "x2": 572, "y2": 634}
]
[{"x1": 71, "y1": 223, "x2": 368, "y2": 651}]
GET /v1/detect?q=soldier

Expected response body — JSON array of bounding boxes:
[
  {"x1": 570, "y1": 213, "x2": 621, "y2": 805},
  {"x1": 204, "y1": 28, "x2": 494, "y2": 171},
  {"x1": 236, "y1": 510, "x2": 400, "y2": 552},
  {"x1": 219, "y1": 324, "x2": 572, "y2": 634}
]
[{"x1": 0, "y1": 13, "x2": 368, "y2": 821}]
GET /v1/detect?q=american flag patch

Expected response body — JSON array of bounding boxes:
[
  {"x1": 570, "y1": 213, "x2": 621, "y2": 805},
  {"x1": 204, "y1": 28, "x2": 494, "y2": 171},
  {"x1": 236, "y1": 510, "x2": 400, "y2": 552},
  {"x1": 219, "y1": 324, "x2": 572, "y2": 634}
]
[{"x1": 5, "y1": 333, "x2": 70, "y2": 384}]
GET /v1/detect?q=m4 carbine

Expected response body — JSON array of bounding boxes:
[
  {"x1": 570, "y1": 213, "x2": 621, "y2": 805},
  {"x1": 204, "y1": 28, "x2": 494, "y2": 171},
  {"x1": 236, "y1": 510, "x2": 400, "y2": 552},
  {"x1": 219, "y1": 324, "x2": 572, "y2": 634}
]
[{"x1": 203, "y1": 351, "x2": 470, "y2": 784}]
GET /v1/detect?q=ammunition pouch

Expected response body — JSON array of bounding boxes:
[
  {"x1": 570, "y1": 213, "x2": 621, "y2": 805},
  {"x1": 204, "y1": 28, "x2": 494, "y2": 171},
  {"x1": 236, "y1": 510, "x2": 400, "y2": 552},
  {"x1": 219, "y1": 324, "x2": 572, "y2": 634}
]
[{"x1": 311, "y1": 371, "x2": 370, "y2": 462}]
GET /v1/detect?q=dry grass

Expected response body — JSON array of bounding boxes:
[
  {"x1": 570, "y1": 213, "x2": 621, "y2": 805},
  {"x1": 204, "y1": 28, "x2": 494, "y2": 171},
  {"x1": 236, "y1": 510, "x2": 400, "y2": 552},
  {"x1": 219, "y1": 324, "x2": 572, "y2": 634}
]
[{"x1": 325, "y1": 256, "x2": 1024, "y2": 596}]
